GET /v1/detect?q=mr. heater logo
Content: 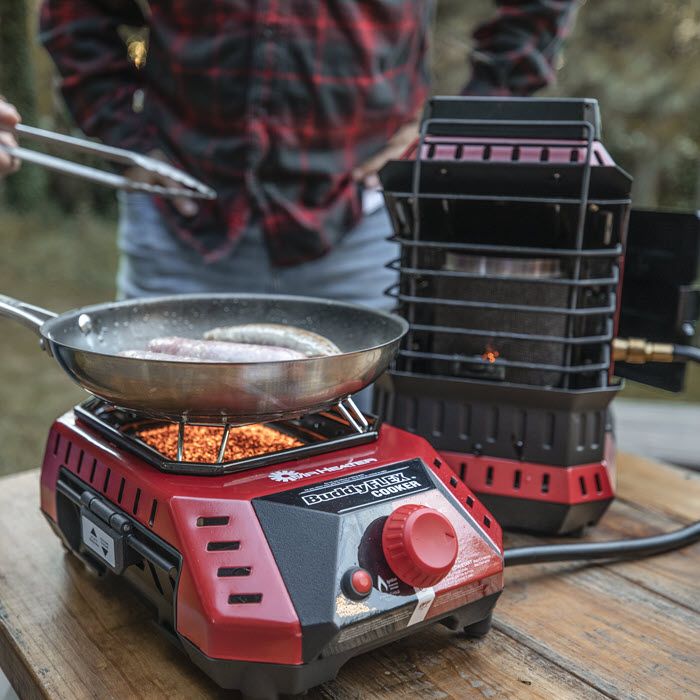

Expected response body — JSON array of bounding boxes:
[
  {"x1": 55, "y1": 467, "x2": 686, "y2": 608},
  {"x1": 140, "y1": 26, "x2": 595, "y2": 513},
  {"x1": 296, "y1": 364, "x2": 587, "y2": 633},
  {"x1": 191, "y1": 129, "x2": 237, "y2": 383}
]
[{"x1": 267, "y1": 457, "x2": 378, "y2": 482}]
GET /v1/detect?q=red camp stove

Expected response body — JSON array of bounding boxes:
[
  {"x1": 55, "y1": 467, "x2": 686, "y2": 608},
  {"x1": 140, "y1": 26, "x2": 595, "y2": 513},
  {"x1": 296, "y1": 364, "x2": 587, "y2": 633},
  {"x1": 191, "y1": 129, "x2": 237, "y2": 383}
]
[{"x1": 40, "y1": 397, "x2": 503, "y2": 699}]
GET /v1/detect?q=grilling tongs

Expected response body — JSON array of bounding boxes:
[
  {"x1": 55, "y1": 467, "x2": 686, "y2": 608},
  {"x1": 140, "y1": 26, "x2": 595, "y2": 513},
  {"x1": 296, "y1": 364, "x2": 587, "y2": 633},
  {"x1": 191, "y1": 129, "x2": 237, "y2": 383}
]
[{"x1": 0, "y1": 123, "x2": 216, "y2": 200}]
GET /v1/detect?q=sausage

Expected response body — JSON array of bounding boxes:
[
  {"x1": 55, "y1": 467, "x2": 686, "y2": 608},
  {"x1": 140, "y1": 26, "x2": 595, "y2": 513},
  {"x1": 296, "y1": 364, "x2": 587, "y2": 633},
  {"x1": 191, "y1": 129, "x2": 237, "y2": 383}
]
[
  {"x1": 146, "y1": 336, "x2": 305, "y2": 362},
  {"x1": 203, "y1": 323, "x2": 340, "y2": 357},
  {"x1": 118, "y1": 349, "x2": 204, "y2": 362}
]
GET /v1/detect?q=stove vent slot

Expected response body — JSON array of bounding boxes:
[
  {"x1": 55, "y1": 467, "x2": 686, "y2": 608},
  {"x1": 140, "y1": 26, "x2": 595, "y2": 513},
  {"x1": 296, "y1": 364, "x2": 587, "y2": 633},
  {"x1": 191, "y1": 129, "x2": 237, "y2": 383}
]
[
  {"x1": 197, "y1": 516, "x2": 229, "y2": 527},
  {"x1": 132, "y1": 488, "x2": 141, "y2": 515},
  {"x1": 218, "y1": 567, "x2": 251, "y2": 577},
  {"x1": 148, "y1": 499, "x2": 158, "y2": 527},
  {"x1": 207, "y1": 541, "x2": 240, "y2": 551},
  {"x1": 228, "y1": 594, "x2": 262, "y2": 604}
]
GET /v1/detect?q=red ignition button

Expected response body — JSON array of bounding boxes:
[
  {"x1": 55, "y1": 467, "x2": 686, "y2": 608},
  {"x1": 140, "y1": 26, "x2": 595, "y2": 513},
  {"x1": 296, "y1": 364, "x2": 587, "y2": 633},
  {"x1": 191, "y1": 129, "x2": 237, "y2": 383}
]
[
  {"x1": 382, "y1": 504, "x2": 458, "y2": 588},
  {"x1": 342, "y1": 567, "x2": 373, "y2": 600}
]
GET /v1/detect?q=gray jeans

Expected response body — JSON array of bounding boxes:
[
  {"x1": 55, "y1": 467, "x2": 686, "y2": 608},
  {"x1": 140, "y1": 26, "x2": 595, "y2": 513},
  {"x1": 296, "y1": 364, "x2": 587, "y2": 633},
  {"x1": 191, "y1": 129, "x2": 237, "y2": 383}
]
[
  {"x1": 117, "y1": 193, "x2": 397, "y2": 310},
  {"x1": 116, "y1": 193, "x2": 398, "y2": 412}
]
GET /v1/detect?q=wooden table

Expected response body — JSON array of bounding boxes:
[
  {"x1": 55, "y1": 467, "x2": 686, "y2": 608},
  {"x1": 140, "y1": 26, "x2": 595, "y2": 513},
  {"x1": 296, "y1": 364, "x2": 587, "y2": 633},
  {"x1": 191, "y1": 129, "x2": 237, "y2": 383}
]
[{"x1": 0, "y1": 453, "x2": 698, "y2": 699}]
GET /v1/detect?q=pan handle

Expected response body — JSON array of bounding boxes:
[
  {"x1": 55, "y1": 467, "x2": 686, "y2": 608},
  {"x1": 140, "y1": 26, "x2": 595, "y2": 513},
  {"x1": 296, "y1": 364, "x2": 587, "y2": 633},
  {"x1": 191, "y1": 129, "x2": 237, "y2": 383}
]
[{"x1": 0, "y1": 294, "x2": 58, "y2": 335}]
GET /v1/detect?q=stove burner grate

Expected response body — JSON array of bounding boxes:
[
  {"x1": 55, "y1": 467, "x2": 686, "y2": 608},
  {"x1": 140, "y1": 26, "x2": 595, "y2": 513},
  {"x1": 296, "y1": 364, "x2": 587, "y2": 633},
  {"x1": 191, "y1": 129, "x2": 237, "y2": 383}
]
[{"x1": 74, "y1": 397, "x2": 380, "y2": 476}]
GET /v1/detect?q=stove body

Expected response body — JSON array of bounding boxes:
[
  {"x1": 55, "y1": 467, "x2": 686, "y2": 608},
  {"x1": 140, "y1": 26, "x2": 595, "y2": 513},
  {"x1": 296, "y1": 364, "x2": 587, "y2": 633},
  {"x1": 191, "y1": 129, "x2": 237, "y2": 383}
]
[
  {"x1": 377, "y1": 97, "x2": 632, "y2": 534},
  {"x1": 40, "y1": 400, "x2": 503, "y2": 698}
]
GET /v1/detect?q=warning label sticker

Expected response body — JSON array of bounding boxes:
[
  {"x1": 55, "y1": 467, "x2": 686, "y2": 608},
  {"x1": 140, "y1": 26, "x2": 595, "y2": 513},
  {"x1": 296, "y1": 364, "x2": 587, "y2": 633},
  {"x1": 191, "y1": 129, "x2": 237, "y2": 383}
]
[
  {"x1": 80, "y1": 514, "x2": 117, "y2": 568},
  {"x1": 261, "y1": 459, "x2": 433, "y2": 514}
]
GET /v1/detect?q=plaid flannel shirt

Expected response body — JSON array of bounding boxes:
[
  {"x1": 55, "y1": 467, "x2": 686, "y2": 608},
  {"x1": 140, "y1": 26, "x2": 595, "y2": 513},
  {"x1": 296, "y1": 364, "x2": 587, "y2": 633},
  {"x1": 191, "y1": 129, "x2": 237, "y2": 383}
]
[{"x1": 40, "y1": 0, "x2": 578, "y2": 266}]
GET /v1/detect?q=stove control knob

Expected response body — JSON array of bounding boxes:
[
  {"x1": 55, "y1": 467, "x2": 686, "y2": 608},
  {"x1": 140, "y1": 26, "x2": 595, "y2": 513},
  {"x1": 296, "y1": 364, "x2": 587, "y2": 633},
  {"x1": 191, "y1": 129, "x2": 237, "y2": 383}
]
[
  {"x1": 342, "y1": 567, "x2": 373, "y2": 600},
  {"x1": 382, "y1": 504, "x2": 458, "y2": 588}
]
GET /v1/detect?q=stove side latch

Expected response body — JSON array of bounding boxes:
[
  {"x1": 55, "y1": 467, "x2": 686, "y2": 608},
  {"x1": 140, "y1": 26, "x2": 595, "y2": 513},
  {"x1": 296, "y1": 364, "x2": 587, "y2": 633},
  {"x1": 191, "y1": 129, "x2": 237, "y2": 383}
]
[{"x1": 78, "y1": 493, "x2": 129, "y2": 575}]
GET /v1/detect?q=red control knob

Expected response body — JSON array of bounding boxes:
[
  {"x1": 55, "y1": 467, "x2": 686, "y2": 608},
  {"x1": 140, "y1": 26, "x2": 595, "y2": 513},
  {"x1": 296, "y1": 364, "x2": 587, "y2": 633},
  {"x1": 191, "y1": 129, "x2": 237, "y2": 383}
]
[{"x1": 381, "y1": 504, "x2": 458, "y2": 588}]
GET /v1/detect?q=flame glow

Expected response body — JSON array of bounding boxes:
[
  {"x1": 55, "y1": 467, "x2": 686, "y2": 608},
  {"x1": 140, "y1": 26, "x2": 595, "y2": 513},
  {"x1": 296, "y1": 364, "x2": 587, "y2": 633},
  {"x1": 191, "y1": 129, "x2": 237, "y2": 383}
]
[{"x1": 482, "y1": 346, "x2": 500, "y2": 364}]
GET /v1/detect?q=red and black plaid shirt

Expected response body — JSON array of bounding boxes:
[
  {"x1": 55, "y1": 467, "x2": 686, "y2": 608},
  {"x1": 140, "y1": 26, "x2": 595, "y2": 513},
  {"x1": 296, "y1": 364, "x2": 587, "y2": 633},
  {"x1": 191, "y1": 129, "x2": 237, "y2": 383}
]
[{"x1": 40, "y1": 0, "x2": 577, "y2": 266}]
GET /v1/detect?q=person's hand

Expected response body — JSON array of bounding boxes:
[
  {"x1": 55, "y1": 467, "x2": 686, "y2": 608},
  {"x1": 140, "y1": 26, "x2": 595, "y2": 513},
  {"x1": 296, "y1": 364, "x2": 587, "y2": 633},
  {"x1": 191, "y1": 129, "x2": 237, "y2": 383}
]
[
  {"x1": 352, "y1": 118, "x2": 420, "y2": 188},
  {"x1": 123, "y1": 149, "x2": 199, "y2": 217},
  {"x1": 0, "y1": 100, "x2": 21, "y2": 177}
]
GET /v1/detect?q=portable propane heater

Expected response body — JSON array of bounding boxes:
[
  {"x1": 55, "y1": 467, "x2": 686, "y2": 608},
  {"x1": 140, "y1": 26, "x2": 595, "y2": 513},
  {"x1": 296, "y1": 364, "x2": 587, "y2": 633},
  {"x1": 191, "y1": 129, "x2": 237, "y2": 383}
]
[
  {"x1": 377, "y1": 98, "x2": 633, "y2": 534},
  {"x1": 40, "y1": 397, "x2": 503, "y2": 697}
]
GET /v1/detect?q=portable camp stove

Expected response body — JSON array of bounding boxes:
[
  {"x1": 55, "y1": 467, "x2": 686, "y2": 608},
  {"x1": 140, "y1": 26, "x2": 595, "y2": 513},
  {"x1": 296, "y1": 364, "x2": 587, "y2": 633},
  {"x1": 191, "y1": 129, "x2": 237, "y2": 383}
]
[
  {"x1": 377, "y1": 97, "x2": 632, "y2": 534},
  {"x1": 40, "y1": 397, "x2": 503, "y2": 698}
]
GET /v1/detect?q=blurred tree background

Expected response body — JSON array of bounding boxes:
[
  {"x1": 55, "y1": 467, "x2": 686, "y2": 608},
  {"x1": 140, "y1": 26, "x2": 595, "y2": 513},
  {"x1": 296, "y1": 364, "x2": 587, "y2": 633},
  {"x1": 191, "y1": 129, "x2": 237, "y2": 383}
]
[{"x1": 0, "y1": 0, "x2": 698, "y2": 474}]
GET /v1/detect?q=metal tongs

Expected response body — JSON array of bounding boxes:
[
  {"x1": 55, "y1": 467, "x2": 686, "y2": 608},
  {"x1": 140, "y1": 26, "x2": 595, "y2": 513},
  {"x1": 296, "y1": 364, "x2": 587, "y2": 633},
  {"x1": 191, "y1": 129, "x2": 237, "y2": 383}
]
[{"x1": 0, "y1": 123, "x2": 216, "y2": 200}]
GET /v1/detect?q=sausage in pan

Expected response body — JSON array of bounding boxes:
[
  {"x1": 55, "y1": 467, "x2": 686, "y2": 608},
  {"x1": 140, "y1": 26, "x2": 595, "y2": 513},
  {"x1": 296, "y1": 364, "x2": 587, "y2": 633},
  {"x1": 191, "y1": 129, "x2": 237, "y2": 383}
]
[
  {"x1": 204, "y1": 323, "x2": 340, "y2": 357},
  {"x1": 147, "y1": 336, "x2": 305, "y2": 362}
]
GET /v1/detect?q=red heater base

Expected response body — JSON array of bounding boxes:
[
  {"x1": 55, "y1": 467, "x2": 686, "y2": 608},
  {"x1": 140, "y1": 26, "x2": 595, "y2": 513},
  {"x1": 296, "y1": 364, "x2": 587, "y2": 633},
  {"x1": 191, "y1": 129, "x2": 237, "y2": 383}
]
[{"x1": 442, "y1": 436, "x2": 616, "y2": 535}]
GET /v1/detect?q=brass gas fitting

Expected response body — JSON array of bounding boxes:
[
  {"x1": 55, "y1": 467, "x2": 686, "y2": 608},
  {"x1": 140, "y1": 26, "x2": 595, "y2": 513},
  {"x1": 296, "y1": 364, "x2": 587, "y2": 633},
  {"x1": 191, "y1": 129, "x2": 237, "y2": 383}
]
[{"x1": 612, "y1": 338, "x2": 675, "y2": 364}]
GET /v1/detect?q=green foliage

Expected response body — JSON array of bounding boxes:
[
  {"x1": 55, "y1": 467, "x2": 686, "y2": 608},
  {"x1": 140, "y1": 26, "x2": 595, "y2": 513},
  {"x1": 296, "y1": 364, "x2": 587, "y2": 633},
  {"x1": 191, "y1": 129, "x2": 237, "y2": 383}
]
[
  {"x1": 433, "y1": 0, "x2": 700, "y2": 209},
  {"x1": 0, "y1": 0, "x2": 47, "y2": 209}
]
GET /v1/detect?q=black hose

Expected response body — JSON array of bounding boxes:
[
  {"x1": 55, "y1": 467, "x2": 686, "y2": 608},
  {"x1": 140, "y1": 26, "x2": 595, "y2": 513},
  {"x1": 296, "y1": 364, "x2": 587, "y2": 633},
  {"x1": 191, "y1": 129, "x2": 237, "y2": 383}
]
[
  {"x1": 504, "y1": 520, "x2": 700, "y2": 567},
  {"x1": 673, "y1": 344, "x2": 700, "y2": 364}
]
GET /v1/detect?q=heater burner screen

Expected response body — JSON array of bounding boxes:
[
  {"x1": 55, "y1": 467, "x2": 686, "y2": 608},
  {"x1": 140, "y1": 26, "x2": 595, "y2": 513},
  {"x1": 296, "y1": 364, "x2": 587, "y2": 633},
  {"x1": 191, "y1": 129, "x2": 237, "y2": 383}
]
[
  {"x1": 433, "y1": 253, "x2": 569, "y2": 385},
  {"x1": 137, "y1": 424, "x2": 304, "y2": 463}
]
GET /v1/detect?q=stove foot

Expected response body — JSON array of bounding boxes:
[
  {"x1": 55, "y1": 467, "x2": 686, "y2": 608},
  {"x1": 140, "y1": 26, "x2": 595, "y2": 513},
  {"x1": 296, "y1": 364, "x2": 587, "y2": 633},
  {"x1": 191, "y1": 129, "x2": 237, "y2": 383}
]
[{"x1": 462, "y1": 613, "x2": 493, "y2": 639}]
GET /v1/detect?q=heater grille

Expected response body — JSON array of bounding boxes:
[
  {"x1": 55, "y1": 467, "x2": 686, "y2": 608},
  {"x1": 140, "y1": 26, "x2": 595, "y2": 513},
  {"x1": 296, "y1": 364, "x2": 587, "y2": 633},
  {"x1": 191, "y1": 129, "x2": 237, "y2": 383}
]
[{"x1": 381, "y1": 99, "x2": 631, "y2": 391}]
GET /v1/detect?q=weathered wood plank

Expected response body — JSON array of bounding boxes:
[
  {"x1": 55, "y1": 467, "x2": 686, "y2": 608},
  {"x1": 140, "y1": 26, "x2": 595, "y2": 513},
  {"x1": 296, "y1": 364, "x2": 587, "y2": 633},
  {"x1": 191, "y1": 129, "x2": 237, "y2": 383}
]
[
  {"x1": 494, "y1": 567, "x2": 700, "y2": 700},
  {"x1": 615, "y1": 452, "x2": 700, "y2": 522}
]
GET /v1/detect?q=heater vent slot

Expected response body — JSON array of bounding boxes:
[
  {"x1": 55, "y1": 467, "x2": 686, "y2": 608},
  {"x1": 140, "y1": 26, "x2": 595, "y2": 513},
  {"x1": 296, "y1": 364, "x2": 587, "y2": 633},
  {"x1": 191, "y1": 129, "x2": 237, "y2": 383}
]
[
  {"x1": 102, "y1": 468, "x2": 111, "y2": 493},
  {"x1": 117, "y1": 477, "x2": 125, "y2": 504},
  {"x1": 76, "y1": 450, "x2": 84, "y2": 474},
  {"x1": 594, "y1": 473, "x2": 603, "y2": 493},
  {"x1": 53, "y1": 433, "x2": 60, "y2": 456},
  {"x1": 132, "y1": 488, "x2": 141, "y2": 515},
  {"x1": 466, "y1": 495, "x2": 475, "y2": 508},
  {"x1": 89, "y1": 459, "x2": 97, "y2": 484},
  {"x1": 228, "y1": 594, "x2": 262, "y2": 604},
  {"x1": 64, "y1": 441, "x2": 72, "y2": 464}
]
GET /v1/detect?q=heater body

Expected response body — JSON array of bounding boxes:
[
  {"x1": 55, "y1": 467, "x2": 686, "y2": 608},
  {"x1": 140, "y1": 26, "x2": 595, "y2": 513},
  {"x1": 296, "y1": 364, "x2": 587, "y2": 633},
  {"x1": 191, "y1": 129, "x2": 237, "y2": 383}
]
[
  {"x1": 377, "y1": 97, "x2": 632, "y2": 534},
  {"x1": 40, "y1": 405, "x2": 503, "y2": 698}
]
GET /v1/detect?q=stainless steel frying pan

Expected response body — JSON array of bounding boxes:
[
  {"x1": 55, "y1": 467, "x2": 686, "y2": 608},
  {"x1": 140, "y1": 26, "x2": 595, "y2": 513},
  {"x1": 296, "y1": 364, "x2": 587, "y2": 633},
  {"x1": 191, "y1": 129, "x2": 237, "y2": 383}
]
[{"x1": 0, "y1": 293, "x2": 407, "y2": 424}]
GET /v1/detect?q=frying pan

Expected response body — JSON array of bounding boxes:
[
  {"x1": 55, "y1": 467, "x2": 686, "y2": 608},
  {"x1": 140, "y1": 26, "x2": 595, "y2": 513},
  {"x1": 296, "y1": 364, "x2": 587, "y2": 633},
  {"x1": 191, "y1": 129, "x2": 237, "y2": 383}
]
[{"x1": 0, "y1": 293, "x2": 407, "y2": 424}]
